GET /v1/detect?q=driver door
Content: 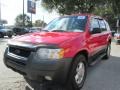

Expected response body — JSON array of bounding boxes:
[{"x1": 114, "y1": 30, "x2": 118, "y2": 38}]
[{"x1": 88, "y1": 17, "x2": 102, "y2": 56}]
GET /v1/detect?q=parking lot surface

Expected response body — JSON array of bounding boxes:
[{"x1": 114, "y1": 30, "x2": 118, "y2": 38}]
[
  {"x1": 0, "y1": 38, "x2": 26, "y2": 90},
  {"x1": 0, "y1": 37, "x2": 120, "y2": 90}
]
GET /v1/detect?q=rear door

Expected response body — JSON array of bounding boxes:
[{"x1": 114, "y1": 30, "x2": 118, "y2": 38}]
[{"x1": 98, "y1": 19, "x2": 110, "y2": 50}]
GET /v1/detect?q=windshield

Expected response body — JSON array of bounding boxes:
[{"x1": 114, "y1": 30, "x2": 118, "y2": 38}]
[
  {"x1": 0, "y1": 26, "x2": 4, "y2": 29},
  {"x1": 44, "y1": 16, "x2": 88, "y2": 32}
]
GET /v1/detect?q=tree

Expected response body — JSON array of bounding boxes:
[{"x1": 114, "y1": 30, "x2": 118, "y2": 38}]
[
  {"x1": 41, "y1": 0, "x2": 106, "y2": 15},
  {"x1": 41, "y1": 0, "x2": 120, "y2": 29},
  {"x1": 93, "y1": 2, "x2": 116, "y2": 27},
  {"x1": 1, "y1": 20, "x2": 8, "y2": 24},
  {"x1": 110, "y1": 0, "x2": 120, "y2": 32},
  {"x1": 108, "y1": 0, "x2": 120, "y2": 16},
  {"x1": 33, "y1": 20, "x2": 47, "y2": 27},
  {"x1": 15, "y1": 14, "x2": 32, "y2": 27},
  {"x1": 101, "y1": 0, "x2": 120, "y2": 30}
]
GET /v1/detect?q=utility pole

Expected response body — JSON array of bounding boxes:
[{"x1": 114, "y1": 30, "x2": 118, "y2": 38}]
[
  {"x1": 30, "y1": 0, "x2": 39, "y2": 27},
  {"x1": 28, "y1": 0, "x2": 39, "y2": 28},
  {"x1": 23, "y1": 0, "x2": 25, "y2": 27},
  {"x1": 0, "y1": 0, "x2": 1, "y2": 25},
  {"x1": 42, "y1": 15, "x2": 44, "y2": 27},
  {"x1": 31, "y1": 13, "x2": 32, "y2": 27}
]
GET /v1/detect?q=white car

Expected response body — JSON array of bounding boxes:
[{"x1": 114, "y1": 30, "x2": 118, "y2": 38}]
[{"x1": 114, "y1": 33, "x2": 120, "y2": 44}]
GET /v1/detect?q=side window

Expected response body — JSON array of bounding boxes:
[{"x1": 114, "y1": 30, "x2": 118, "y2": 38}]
[
  {"x1": 98, "y1": 20, "x2": 107, "y2": 32},
  {"x1": 104, "y1": 20, "x2": 110, "y2": 31},
  {"x1": 90, "y1": 18, "x2": 100, "y2": 33}
]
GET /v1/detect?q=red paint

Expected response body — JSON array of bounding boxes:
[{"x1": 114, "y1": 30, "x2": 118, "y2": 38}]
[{"x1": 13, "y1": 14, "x2": 112, "y2": 58}]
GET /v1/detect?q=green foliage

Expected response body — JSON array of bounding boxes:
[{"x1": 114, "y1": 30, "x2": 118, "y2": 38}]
[
  {"x1": 93, "y1": 2, "x2": 116, "y2": 27},
  {"x1": 0, "y1": 20, "x2": 8, "y2": 25},
  {"x1": 41, "y1": 0, "x2": 120, "y2": 28},
  {"x1": 15, "y1": 14, "x2": 32, "y2": 27},
  {"x1": 41, "y1": 0, "x2": 120, "y2": 16},
  {"x1": 108, "y1": 0, "x2": 120, "y2": 16},
  {"x1": 93, "y1": 0, "x2": 120, "y2": 28},
  {"x1": 33, "y1": 20, "x2": 47, "y2": 27},
  {"x1": 41, "y1": 0, "x2": 106, "y2": 15}
]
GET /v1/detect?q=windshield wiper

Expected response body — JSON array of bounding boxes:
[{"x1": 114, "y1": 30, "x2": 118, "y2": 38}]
[
  {"x1": 41, "y1": 30, "x2": 49, "y2": 32},
  {"x1": 41, "y1": 30, "x2": 67, "y2": 32},
  {"x1": 51, "y1": 30, "x2": 67, "y2": 32}
]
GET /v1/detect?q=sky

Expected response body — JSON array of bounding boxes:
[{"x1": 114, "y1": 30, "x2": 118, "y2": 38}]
[{"x1": 1, "y1": 0, "x2": 59, "y2": 25}]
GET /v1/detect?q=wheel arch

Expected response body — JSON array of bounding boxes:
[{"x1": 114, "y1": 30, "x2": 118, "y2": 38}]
[
  {"x1": 109, "y1": 39, "x2": 111, "y2": 44},
  {"x1": 66, "y1": 50, "x2": 89, "y2": 86},
  {"x1": 72, "y1": 50, "x2": 89, "y2": 66}
]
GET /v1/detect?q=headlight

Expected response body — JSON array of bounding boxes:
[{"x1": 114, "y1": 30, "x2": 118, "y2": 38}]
[{"x1": 37, "y1": 48, "x2": 64, "y2": 59}]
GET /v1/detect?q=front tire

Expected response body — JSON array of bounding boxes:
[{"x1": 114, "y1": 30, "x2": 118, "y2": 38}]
[
  {"x1": 67, "y1": 54, "x2": 87, "y2": 90},
  {"x1": 8, "y1": 35, "x2": 12, "y2": 38}
]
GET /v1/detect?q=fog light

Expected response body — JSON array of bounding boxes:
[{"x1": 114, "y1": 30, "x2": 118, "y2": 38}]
[{"x1": 45, "y1": 76, "x2": 52, "y2": 81}]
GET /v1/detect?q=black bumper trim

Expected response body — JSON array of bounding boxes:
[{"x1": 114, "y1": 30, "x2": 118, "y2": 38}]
[{"x1": 4, "y1": 48, "x2": 72, "y2": 84}]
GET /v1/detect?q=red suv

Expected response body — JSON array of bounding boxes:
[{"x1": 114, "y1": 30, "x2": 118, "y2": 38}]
[{"x1": 4, "y1": 14, "x2": 112, "y2": 90}]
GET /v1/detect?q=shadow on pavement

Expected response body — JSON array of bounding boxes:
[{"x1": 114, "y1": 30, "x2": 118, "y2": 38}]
[
  {"x1": 82, "y1": 55, "x2": 120, "y2": 90},
  {"x1": 0, "y1": 37, "x2": 11, "y2": 44},
  {"x1": 0, "y1": 37, "x2": 11, "y2": 39},
  {"x1": 19, "y1": 56, "x2": 120, "y2": 90},
  {"x1": 24, "y1": 77, "x2": 66, "y2": 90}
]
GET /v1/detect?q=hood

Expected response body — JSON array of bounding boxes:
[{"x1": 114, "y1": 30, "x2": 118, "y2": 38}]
[
  {"x1": 12, "y1": 32, "x2": 82, "y2": 45},
  {"x1": 0, "y1": 29, "x2": 12, "y2": 32}
]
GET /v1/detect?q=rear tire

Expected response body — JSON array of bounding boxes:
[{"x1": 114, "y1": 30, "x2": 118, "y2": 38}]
[
  {"x1": 116, "y1": 40, "x2": 120, "y2": 45},
  {"x1": 67, "y1": 54, "x2": 87, "y2": 90},
  {"x1": 0, "y1": 33, "x2": 4, "y2": 38},
  {"x1": 103, "y1": 44, "x2": 111, "y2": 59}
]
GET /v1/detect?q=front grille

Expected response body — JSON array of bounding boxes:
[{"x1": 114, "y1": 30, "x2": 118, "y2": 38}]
[
  {"x1": 8, "y1": 31, "x2": 12, "y2": 33},
  {"x1": 9, "y1": 46, "x2": 31, "y2": 58}
]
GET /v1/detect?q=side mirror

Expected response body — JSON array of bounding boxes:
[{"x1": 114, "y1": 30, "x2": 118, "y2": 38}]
[{"x1": 91, "y1": 28, "x2": 101, "y2": 34}]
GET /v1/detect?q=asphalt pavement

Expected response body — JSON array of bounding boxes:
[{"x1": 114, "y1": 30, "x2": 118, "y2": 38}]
[
  {"x1": 0, "y1": 37, "x2": 26, "y2": 90},
  {"x1": 0, "y1": 37, "x2": 120, "y2": 90}
]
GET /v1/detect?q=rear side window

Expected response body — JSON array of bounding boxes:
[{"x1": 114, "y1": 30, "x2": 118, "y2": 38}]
[
  {"x1": 98, "y1": 20, "x2": 107, "y2": 32},
  {"x1": 104, "y1": 20, "x2": 111, "y2": 31},
  {"x1": 90, "y1": 18, "x2": 100, "y2": 32}
]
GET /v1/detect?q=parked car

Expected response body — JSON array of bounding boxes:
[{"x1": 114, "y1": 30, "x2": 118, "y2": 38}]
[
  {"x1": 29, "y1": 27, "x2": 41, "y2": 33},
  {"x1": 4, "y1": 14, "x2": 112, "y2": 90},
  {"x1": 111, "y1": 30, "x2": 116, "y2": 36},
  {"x1": 13, "y1": 27, "x2": 29, "y2": 35},
  {"x1": 114, "y1": 33, "x2": 120, "y2": 44},
  {"x1": 0, "y1": 26, "x2": 13, "y2": 38}
]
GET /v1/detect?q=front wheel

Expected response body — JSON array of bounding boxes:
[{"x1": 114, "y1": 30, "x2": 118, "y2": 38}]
[
  {"x1": 8, "y1": 35, "x2": 12, "y2": 38},
  {"x1": 0, "y1": 33, "x2": 4, "y2": 38},
  {"x1": 67, "y1": 55, "x2": 87, "y2": 90},
  {"x1": 116, "y1": 40, "x2": 120, "y2": 45},
  {"x1": 103, "y1": 44, "x2": 111, "y2": 59}
]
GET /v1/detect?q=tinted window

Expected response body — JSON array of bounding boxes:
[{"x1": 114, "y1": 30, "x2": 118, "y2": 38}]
[
  {"x1": 91, "y1": 18, "x2": 100, "y2": 32},
  {"x1": 0, "y1": 26, "x2": 4, "y2": 29},
  {"x1": 99, "y1": 20, "x2": 106, "y2": 32},
  {"x1": 44, "y1": 16, "x2": 88, "y2": 32},
  {"x1": 104, "y1": 20, "x2": 110, "y2": 31}
]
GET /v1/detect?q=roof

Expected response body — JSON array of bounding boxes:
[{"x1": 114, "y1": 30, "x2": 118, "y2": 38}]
[{"x1": 60, "y1": 13, "x2": 99, "y2": 18}]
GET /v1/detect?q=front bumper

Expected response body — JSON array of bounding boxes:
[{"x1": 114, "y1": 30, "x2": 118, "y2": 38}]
[
  {"x1": 2, "y1": 31, "x2": 13, "y2": 36},
  {"x1": 114, "y1": 37, "x2": 120, "y2": 43},
  {"x1": 4, "y1": 47, "x2": 72, "y2": 84},
  {"x1": 114, "y1": 37, "x2": 120, "y2": 40}
]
